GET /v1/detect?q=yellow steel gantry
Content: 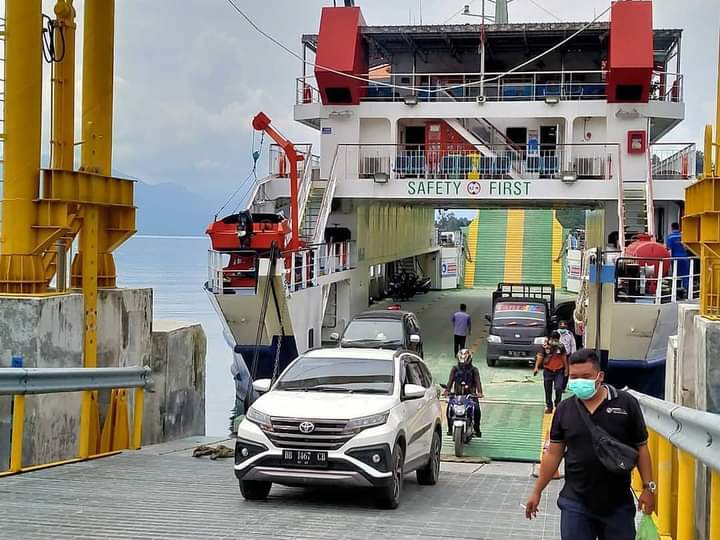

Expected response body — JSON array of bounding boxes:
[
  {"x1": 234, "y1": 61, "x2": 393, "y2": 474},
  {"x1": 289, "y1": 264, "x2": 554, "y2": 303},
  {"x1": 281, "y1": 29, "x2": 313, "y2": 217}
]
[
  {"x1": 0, "y1": 0, "x2": 137, "y2": 457},
  {"x1": 683, "y1": 36, "x2": 720, "y2": 318}
]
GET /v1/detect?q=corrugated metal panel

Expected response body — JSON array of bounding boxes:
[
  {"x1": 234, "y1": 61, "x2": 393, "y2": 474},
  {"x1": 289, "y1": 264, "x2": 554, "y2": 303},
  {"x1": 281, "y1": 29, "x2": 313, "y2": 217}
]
[
  {"x1": 503, "y1": 209, "x2": 525, "y2": 282},
  {"x1": 441, "y1": 402, "x2": 544, "y2": 462},
  {"x1": 473, "y1": 209, "x2": 507, "y2": 287},
  {"x1": 463, "y1": 213, "x2": 480, "y2": 288},
  {"x1": 522, "y1": 210, "x2": 553, "y2": 283},
  {"x1": 551, "y1": 212, "x2": 564, "y2": 288}
]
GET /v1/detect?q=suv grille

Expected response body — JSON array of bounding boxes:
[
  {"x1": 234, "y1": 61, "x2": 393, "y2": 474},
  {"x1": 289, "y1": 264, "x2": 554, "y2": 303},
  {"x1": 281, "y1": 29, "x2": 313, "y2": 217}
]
[{"x1": 266, "y1": 417, "x2": 352, "y2": 451}]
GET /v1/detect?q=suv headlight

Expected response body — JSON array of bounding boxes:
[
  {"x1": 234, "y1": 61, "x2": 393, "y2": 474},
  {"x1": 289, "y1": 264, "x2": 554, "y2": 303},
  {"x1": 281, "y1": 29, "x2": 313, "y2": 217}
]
[
  {"x1": 343, "y1": 411, "x2": 390, "y2": 435},
  {"x1": 246, "y1": 407, "x2": 273, "y2": 431},
  {"x1": 487, "y1": 335, "x2": 502, "y2": 344},
  {"x1": 534, "y1": 337, "x2": 547, "y2": 345}
]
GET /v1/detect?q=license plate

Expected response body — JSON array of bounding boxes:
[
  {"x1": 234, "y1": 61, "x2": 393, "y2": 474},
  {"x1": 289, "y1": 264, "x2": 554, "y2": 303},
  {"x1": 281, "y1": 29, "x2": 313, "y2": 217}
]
[{"x1": 281, "y1": 449, "x2": 328, "y2": 468}]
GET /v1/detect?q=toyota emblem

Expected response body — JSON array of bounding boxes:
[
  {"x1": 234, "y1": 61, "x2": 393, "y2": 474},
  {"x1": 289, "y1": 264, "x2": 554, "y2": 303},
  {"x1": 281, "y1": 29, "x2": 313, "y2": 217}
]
[
  {"x1": 515, "y1": 334, "x2": 521, "y2": 339},
  {"x1": 299, "y1": 421, "x2": 315, "y2": 434}
]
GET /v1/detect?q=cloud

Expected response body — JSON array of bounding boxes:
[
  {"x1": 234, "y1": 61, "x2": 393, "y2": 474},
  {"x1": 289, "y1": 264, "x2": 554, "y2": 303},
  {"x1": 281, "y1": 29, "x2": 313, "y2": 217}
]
[{"x1": 41, "y1": 0, "x2": 715, "y2": 206}]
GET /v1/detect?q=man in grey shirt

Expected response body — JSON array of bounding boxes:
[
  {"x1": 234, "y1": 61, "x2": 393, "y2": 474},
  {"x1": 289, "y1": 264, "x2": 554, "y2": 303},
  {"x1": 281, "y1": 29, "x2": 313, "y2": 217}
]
[{"x1": 452, "y1": 303, "x2": 472, "y2": 355}]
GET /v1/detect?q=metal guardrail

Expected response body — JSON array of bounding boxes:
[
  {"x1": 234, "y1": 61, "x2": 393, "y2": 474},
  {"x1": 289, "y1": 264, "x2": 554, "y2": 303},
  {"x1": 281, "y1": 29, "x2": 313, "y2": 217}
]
[
  {"x1": 629, "y1": 390, "x2": 720, "y2": 539},
  {"x1": 1, "y1": 366, "x2": 152, "y2": 476},
  {"x1": 630, "y1": 390, "x2": 720, "y2": 471},
  {"x1": 0, "y1": 366, "x2": 153, "y2": 396}
]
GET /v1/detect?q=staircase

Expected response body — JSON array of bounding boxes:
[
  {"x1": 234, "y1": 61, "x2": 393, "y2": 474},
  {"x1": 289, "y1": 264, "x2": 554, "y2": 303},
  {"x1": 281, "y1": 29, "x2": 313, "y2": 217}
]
[
  {"x1": 299, "y1": 181, "x2": 327, "y2": 243},
  {"x1": 622, "y1": 181, "x2": 650, "y2": 244}
]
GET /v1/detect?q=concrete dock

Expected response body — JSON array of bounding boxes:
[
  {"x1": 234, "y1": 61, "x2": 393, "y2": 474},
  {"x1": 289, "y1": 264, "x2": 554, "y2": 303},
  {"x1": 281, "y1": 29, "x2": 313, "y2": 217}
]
[{"x1": 0, "y1": 436, "x2": 563, "y2": 539}]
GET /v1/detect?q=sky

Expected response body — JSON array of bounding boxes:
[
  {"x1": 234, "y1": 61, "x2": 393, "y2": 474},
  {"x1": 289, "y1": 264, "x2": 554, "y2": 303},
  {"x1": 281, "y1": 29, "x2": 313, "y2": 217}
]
[{"x1": 27, "y1": 0, "x2": 720, "y2": 207}]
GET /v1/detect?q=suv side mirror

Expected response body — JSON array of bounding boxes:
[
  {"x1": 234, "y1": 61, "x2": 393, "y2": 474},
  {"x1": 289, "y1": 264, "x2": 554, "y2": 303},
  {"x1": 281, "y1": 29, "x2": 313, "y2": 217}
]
[
  {"x1": 252, "y1": 379, "x2": 272, "y2": 393},
  {"x1": 484, "y1": 314, "x2": 492, "y2": 324},
  {"x1": 403, "y1": 383, "x2": 425, "y2": 400},
  {"x1": 329, "y1": 332, "x2": 340, "y2": 342},
  {"x1": 409, "y1": 334, "x2": 421, "y2": 344}
]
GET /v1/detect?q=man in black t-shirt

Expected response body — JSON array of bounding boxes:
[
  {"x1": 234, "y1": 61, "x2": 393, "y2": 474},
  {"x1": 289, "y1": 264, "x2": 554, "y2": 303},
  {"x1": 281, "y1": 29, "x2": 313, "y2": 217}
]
[{"x1": 524, "y1": 349, "x2": 656, "y2": 539}]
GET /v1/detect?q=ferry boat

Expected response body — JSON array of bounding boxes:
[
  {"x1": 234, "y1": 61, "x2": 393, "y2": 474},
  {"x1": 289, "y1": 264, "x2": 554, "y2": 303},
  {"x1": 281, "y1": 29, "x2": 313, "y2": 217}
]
[{"x1": 204, "y1": 0, "x2": 698, "y2": 411}]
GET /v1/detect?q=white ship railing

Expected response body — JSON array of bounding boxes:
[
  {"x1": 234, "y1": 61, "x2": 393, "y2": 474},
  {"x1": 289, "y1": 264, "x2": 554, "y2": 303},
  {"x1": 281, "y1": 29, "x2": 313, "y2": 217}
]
[
  {"x1": 614, "y1": 256, "x2": 701, "y2": 305},
  {"x1": 296, "y1": 71, "x2": 683, "y2": 104},
  {"x1": 650, "y1": 143, "x2": 696, "y2": 180},
  {"x1": 332, "y1": 143, "x2": 620, "y2": 181},
  {"x1": 206, "y1": 241, "x2": 353, "y2": 295},
  {"x1": 284, "y1": 241, "x2": 353, "y2": 293}
]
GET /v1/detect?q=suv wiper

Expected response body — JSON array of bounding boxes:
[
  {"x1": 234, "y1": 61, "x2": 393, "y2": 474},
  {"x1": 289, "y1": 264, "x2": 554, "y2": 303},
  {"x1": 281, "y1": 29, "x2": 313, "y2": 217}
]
[{"x1": 307, "y1": 386, "x2": 354, "y2": 393}]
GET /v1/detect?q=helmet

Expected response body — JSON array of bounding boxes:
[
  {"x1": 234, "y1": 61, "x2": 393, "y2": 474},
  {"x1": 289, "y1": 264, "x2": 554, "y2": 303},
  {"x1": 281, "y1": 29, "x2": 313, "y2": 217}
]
[{"x1": 457, "y1": 349, "x2": 472, "y2": 365}]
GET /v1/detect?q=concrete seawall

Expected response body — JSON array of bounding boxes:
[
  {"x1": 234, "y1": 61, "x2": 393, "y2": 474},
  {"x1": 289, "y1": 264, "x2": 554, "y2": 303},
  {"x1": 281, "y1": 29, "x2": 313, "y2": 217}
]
[{"x1": 0, "y1": 289, "x2": 206, "y2": 470}]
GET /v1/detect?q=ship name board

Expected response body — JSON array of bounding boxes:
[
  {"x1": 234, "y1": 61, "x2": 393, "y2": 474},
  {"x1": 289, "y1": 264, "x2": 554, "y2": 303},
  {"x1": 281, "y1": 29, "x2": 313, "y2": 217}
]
[{"x1": 406, "y1": 180, "x2": 531, "y2": 197}]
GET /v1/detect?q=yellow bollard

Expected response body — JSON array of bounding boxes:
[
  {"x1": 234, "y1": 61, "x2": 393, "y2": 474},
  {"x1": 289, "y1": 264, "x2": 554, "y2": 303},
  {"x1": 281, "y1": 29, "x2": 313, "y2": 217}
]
[
  {"x1": 649, "y1": 430, "x2": 659, "y2": 489},
  {"x1": 9, "y1": 395, "x2": 26, "y2": 472},
  {"x1": 132, "y1": 387, "x2": 144, "y2": 450},
  {"x1": 78, "y1": 389, "x2": 93, "y2": 459},
  {"x1": 710, "y1": 469, "x2": 720, "y2": 540},
  {"x1": 676, "y1": 450, "x2": 696, "y2": 540},
  {"x1": 632, "y1": 467, "x2": 643, "y2": 494},
  {"x1": 657, "y1": 436, "x2": 673, "y2": 536}
]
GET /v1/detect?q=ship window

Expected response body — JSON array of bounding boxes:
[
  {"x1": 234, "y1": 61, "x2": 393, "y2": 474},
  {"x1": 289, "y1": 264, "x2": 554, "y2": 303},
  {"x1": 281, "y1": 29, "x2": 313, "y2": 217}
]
[
  {"x1": 325, "y1": 87, "x2": 352, "y2": 104},
  {"x1": 506, "y1": 127, "x2": 527, "y2": 145},
  {"x1": 616, "y1": 85, "x2": 643, "y2": 102},
  {"x1": 308, "y1": 328, "x2": 314, "y2": 349}
]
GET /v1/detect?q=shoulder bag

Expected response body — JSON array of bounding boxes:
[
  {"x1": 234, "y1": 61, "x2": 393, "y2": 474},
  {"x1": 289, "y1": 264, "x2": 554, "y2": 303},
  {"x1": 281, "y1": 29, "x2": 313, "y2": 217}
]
[{"x1": 574, "y1": 397, "x2": 639, "y2": 474}]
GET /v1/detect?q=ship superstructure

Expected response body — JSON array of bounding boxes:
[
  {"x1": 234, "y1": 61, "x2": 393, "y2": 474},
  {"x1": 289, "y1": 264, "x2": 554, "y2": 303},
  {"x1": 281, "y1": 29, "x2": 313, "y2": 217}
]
[{"x1": 205, "y1": 1, "x2": 697, "y2": 398}]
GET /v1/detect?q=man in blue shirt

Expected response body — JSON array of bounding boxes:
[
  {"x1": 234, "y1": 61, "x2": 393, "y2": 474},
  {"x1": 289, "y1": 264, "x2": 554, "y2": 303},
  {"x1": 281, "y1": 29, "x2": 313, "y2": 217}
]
[
  {"x1": 452, "y1": 303, "x2": 472, "y2": 355},
  {"x1": 666, "y1": 222, "x2": 690, "y2": 291}
]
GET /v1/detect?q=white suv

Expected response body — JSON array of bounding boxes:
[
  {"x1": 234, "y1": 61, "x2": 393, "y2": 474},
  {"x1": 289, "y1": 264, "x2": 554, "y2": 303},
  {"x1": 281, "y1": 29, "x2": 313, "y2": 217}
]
[{"x1": 234, "y1": 348, "x2": 443, "y2": 509}]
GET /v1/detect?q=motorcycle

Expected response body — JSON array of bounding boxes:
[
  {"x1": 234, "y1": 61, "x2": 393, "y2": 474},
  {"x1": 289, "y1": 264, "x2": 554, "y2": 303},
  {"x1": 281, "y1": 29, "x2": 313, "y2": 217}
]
[
  {"x1": 445, "y1": 383, "x2": 479, "y2": 457},
  {"x1": 386, "y1": 273, "x2": 416, "y2": 301},
  {"x1": 414, "y1": 276, "x2": 432, "y2": 294}
]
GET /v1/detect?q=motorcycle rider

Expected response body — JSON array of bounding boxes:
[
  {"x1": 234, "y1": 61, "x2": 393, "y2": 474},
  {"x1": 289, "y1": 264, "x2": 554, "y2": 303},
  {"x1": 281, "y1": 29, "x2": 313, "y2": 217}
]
[{"x1": 444, "y1": 349, "x2": 484, "y2": 436}]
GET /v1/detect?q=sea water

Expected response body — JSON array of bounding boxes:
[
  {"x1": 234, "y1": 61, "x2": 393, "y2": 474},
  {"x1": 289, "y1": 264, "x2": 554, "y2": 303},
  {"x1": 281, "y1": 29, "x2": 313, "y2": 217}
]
[{"x1": 115, "y1": 235, "x2": 233, "y2": 436}]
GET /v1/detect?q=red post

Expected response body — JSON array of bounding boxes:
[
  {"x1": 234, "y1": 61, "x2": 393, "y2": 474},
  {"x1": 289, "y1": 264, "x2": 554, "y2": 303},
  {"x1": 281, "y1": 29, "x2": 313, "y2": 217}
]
[{"x1": 252, "y1": 112, "x2": 303, "y2": 250}]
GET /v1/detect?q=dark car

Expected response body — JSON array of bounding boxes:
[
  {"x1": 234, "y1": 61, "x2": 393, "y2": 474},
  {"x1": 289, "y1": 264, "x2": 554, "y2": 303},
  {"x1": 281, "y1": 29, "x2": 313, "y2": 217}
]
[
  {"x1": 330, "y1": 310, "x2": 424, "y2": 357},
  {"x1": 485, "y1": 283, "x2": 555, "y2": 367}
]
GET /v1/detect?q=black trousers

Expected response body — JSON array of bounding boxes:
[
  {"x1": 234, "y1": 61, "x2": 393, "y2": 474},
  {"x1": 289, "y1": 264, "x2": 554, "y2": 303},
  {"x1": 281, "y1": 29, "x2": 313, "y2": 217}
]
[
  {"x1": 543, "y1": 369, "x2": 566, "y2": 408},
  {"x1": 453, "y1": 334, "x2": 467, "y2": 355}
]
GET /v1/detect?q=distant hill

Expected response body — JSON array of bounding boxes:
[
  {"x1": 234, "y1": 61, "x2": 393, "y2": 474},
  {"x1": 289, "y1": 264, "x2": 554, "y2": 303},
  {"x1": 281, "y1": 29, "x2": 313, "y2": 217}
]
[{"x1": 135, "y1": 181, "x2": 220, "y2": 236}]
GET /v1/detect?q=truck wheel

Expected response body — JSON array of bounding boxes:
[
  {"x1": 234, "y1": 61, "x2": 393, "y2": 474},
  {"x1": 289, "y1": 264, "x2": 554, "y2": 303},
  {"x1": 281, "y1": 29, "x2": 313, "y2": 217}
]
[
  {"x1": 376, "y1": 443, "x2": 404, "y2": 509},
  {"x1": 416, "y1": 431, "x2": 441, "y2": 485},
  {"x1": 487, "y1": 357, "x2": 497, "y2": 367},
  {"x1": 453, "y1": 426, "x2": 464, "y2": 457},
  {"x1": 239, "y1": 480, "x2": 272, "y2": 500}
]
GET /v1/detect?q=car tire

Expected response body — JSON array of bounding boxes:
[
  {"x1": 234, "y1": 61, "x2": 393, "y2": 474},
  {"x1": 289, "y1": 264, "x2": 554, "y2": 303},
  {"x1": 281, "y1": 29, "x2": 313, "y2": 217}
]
[
  {"x1": 416, "y1": 431, "x2": 441, "y2": 486},
  {"x1": 376, "y1": 443, "x2": 404, "y2": 509},
  {"x1": 239, "y1": 480, "x2": 272, "y2": 500},
  {"x1": 487, "y1": 357, "x2": 497, "y2": 367}
]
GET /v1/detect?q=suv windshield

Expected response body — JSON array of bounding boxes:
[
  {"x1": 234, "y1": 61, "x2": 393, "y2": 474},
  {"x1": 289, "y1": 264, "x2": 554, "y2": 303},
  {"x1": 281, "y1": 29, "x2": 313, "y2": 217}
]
[
  {"x1": 341, "y1": 319, "x2": 404, "y2": 347},
  {"x1": 493, "y1": 302, "x2": 546, "y2": 327},
  {"x1": 275, "y1": 356, "x2": 395, "y2": 394}
]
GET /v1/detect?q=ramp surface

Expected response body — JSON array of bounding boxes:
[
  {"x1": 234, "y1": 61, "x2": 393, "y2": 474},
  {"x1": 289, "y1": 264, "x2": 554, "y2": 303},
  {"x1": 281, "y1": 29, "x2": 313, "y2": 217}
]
[{"x1": 0, "y1": 448, "x2": 563, "y2": 539}]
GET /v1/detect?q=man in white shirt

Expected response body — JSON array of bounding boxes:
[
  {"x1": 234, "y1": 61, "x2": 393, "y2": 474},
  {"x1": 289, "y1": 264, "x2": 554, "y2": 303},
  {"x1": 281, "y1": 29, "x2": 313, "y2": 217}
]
[{"x1": 558, "y1": 320, "x2": 577, "y2": 357}]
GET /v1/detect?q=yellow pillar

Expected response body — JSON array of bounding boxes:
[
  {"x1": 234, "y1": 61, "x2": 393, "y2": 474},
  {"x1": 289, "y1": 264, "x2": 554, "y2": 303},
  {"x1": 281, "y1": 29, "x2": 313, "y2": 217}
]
[
  {"x1": 656, "y1": 436, "x2": 673, "y2": 536},
  {"x1": 676, "y1": 450, "x2": 696, "y2": 540},
  {"x1": 73, "y1": 0, "x2": 117, "y2": 289},
  {"x1": 51, "y1": 0, "x2": 77, "y2": 171},
  {"x1": 0, "y1": 0, "x2": 45, "y2": 293},
  {"x1": 710, "y1": 469, "x2": 720, "y2": 540},
  {"x1": 132, "y1": 387, "x2": 145, "y2": 450},
  {"x1": 9, "y1": 395, "x2": 26, "y2": 472}
]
